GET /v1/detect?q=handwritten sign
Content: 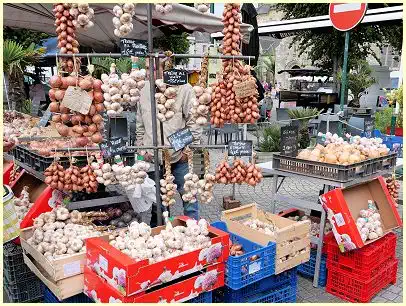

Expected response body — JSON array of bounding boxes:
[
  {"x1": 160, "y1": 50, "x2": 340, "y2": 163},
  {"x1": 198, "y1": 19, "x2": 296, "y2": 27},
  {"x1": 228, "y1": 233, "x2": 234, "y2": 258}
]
[
  {"x1": 168, "y1": 128, "x2": 193, "y2": 151},
  {"x1": 37, "y1": 105, "x2": 52, "y2": 127},
  {"x1": 100, "y1": 137, "x2": 126, "y2": 158},
  {"x1": 61, "y1": 86, "x2": 92, "y2": 115},
  {"x1": 233, "y1": 80, "x2": 258, "y2": 99},
  {"x1": 120, "y1": 39, "x2": 148, "y2": 57},
  {"x1": 364, "y1": 117, "x2": 374, "y2": 138},
  {"x1": 163, "y1": 69, "x2": 188, "y2": 86},
  {"x1": 228, "y1": 140, "x2": 253, "y2": 156},
  {"x1": 281, "y1": 125, "x2": 298, "y2": 157}
]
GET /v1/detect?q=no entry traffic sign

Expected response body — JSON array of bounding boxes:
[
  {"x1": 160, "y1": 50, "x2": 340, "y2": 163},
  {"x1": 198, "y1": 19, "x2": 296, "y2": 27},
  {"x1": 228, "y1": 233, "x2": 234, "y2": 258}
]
[{"x1": 329, "y1": 3, "x2": 367, "y2": 31}]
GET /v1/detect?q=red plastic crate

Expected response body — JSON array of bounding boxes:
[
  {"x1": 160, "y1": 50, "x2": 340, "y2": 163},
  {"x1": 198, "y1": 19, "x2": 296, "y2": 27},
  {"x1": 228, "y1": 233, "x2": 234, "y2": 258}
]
[
  {"x1": 325, "y1": 232, "x2": 397, "y2": 278},
  {"x1": 326, "y1": 258, "x2": 398, "y2": 303}
]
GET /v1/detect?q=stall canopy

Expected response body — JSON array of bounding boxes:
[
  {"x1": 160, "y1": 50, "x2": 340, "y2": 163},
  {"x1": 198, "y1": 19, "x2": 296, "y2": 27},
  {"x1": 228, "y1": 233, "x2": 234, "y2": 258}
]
[{"x1": 4, "y1": 3, "x2": 254, "y2": 52}]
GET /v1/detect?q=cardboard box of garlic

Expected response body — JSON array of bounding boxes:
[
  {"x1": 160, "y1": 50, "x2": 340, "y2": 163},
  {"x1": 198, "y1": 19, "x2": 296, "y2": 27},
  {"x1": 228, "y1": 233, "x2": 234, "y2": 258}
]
[
  {"x1": 221, "y1": 203, "x2": 311, "y2": 274},
  {"x1": 320, "y1": 176, "x2": 402, "y2": 253},
  {"x1": 85, "y1": 216, "x2": 230, "y2": 296}
]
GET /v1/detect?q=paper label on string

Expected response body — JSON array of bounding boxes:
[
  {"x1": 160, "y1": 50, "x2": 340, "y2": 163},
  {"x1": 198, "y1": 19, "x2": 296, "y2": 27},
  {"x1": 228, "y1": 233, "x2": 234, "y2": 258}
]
[
  {"x1": 61, "y1": 86, "x2": 92, "y2": 115},
  {"x1": 233, "y1": 80, "x2": 257, "y2": 98}
]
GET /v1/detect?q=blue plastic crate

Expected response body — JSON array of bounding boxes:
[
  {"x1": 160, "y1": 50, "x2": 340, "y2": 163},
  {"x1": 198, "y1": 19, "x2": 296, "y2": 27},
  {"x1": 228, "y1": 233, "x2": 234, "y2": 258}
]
[
  {"x1": 211, "y1": 221, "x2": 276, "y2": 290},
  {"x1": 362, "y1": 129, "x2": 403, "y2": 157},
  {"x1": 248, "y1": 282, "x2": 297, "y2": 303},
  {"x1": 213, "y1": 267, "x2": 297, "y2": 303},
  {"x1": 187, "y1": 291, "x2": 212, "y2": 303},
  {"x1": 297, "y1": 249, "x2": 327, "y2": 287},
  {"x1": 43, "y1": 286, "x2": 93, "y2": 303}
]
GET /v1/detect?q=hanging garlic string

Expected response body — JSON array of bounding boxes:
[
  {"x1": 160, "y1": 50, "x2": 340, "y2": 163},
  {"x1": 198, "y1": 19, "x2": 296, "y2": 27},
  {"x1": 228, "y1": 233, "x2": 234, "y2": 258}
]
[{"x1": 182, "y1": 147, "x2": 199, "y2": 204}]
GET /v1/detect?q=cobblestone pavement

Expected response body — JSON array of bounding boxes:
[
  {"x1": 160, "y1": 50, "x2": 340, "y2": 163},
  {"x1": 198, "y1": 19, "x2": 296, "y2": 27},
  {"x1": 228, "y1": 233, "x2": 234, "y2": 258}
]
[{"x1": 170, "y1": 132, "x2": 403, "y2": 303}]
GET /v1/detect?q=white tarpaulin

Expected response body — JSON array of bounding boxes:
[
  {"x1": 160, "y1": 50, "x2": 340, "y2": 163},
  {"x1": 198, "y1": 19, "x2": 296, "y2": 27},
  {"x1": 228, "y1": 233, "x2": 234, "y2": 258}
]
[{"x1": 4, "y1": 3, "x2": 253, "y2": 52}]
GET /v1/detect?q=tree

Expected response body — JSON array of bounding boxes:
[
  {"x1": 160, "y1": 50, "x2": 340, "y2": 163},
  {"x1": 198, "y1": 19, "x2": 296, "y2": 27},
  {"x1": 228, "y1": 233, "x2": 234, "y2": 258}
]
[
  {"x1": 255, "y1": 51, "x2": 276, "y2": 84},
  {"x1": 3, "y1": 40, "x2": 45, "y2": 111},
  {"x1": 153, "y1": 33, "x2": 190, "y2": 65},
  {"x1": 3, "y1": 27, "x2": 50, "y2": 48},
  {"x1": 275, "y1": 4, "x2": 403, "y2": 90}
]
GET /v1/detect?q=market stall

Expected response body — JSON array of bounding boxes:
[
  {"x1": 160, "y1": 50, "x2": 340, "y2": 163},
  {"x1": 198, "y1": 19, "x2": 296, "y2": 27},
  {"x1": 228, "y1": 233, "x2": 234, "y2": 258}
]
[{"x1": 3, "y1": 3, "x2": 403, "y2": 304}]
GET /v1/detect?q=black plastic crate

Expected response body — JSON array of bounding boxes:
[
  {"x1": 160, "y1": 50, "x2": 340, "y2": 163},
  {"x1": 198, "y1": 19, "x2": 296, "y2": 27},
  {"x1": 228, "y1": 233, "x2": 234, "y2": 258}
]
[
  {"x1": 272, "y1": 153, "x2": 397, "y2": 182},
  {"x1": 4, "y1": 242, "x2": 25, "y2": 268},
  {"x1": 3, "y1": 274, "x2": 43, "y2": 303},
  {"x1": 4, "y1": 261, "x2": 34, "y2": 284}
]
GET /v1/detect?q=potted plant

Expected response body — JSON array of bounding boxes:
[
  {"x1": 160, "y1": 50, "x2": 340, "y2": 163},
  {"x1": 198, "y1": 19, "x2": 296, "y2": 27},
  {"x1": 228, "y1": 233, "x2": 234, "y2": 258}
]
[
  {"x1": 255, "y1": 124, "x2": 281, "y2": 163},
  {"x1": 287, "y1": 107, "x2": 320, "y2": 149}
]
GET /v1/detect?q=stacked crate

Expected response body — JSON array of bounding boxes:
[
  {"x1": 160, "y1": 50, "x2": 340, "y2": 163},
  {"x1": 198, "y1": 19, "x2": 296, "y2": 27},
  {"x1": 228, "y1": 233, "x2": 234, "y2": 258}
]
[
  {"x1": 3, "y1": 242, "x2": 43, "y2": 302},
  {"x1": 212, "y1": 222, "x2": 297, "y2": 303},
  {"x1": 325, "y1": 232, "x2": 398, "y2": 303}
]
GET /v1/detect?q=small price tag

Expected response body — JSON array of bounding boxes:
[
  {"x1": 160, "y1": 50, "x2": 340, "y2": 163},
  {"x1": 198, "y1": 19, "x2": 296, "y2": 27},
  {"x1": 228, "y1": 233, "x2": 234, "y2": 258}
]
[
  {"x1": 37, "y1": 105, "x2": 52, "y2": 127},
  {"x1": 100, "y1": 137, "x2": 126, "y2": 158},
  {"x1": 120, "y1": 38, "x2": 148, "y2": 57},
  {"x1": 228, "y1": 140, "x2": 253, "y2": 156},
  {"x1": 61, "y1": 86, "x2": 92, "y2": 115},
  {"x1": 249, "y1": 261, "x2": 261, "y2": 275},
  {"x1": 63, "y1": 260, "x2": 81, "y2": 277},
  {"x1": 233, "y1": 80, "x2": 258, "y2": 99},
  {"x1": 168, "y1": 128, "x2": 193, "y2": 152},
  {"x1": 281, "y1": 125, "x2": 299, "y2": 157},
  {"x1": 163, "y1": 69, "x2": 188, "y2": 86}
]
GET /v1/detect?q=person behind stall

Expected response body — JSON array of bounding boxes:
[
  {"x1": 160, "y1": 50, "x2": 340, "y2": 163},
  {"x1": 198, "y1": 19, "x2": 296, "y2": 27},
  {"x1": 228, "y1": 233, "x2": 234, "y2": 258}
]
[{"x1": 135, "y1": 57, "x2": 202, "y2": 225}]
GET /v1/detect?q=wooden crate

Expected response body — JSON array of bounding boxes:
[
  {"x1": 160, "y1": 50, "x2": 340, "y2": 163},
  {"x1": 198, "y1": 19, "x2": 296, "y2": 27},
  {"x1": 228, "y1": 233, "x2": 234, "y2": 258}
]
[{"x1": 221, "y1": 203, "x2": 311, "y2": 274}]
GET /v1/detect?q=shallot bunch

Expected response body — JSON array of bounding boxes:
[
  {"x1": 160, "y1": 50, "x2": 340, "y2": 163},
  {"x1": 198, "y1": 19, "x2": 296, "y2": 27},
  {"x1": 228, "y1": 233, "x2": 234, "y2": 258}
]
[
  {"x1": 356, "y1": 200, "x2": 384, "y2": 242},
  {"x1": 112, "y1": 4, "x2": 136, "y2": 37},
  {"x1": 101, "y1": 64, "x2": 124, "y2": 116},
  {"x1": 155, "y1": 3, "x2": 173, "y2": 14},
  {"x1": 386, "y1": 176, "x2": 400, "y2": 207},
  {"x1": 161, "y1": 150, "x2": 177, "y2": 207},
  {"x1": 109, "y1": 219, "x2": 212, "y2": 264},
  {"x1": 155, "y1": 79, "x2": 177, "y2": 122},
  {"x1": 70, "y1": 3, "x2": 94, "y2": 29},
  {"x1": 120, "y1": 65, "x2": 146, "y2": 110},
  {"x1": 197, "y1": 151, "x2": 216, "y2": 204},
  {"x1": 53, "y1": 3, "x2": 80, "y2": 73},
  {"x1": 215, "y1": 158, "x2": 263, "y2": 186},
  {"x1": 44, "y1": 162, "x2": 98, "y2": 193},
  {"x1": 191, "y1": 85, "x2": 212, "y2": 125},
  {"x1": 195, "y1": 3, "x2": 210, "y2": 13},
  {"x1": 12, "y1": 186, "x2": 34, "y2": 222},
  {"x1": 49, "y1": 74, "x2": 104, "y2": 145},
  {"x1": 27, "y1": 208, "x2": 103, "y2": 261}
]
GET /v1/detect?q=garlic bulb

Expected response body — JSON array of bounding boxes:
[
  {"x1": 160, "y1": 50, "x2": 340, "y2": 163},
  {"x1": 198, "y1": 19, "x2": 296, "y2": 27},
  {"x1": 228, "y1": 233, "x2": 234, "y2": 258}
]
[
  {"x1": 192, "y1": 85, "x2": 212, "y2": 126},
  {"x1": 198, "y1": 151, "x2": 216, "y2": 204},
  {"x1": 241, "y1": 218, "x2": 279, "y2": 235},
  {"x1": 356, "y1": 200, "x2": 384, "y2": 242},
  {"x1": 102, "y1": 64, "x2": 124, "y2": 117},
  {"x1": 112, "y1": 4, "x2": 136, "y2": 37},
  {"x1": 70, "y1": 3, "x2": 94, "y2": 29},
  {"x1": 161, "y1": 150, "x2": 177, "y2": 207},
  {"x1": 196, "y1": 3, "x2": 210, "y2": 13},
  {"x1": 155, "y1": 3, "x2": 173, "y2": 14},
  {"x1": 155, "y1": 79, "x2": 177, "y2": 122},
  {"x1": 12, "y1": 186, "x2": 34, "y2": 223}
]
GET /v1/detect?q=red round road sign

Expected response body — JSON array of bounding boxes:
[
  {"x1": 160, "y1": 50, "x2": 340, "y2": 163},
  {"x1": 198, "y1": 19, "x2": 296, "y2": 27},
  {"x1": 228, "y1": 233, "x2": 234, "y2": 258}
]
[{"x1": 329, "y1": 3, "x2": 367, "y2": 31}]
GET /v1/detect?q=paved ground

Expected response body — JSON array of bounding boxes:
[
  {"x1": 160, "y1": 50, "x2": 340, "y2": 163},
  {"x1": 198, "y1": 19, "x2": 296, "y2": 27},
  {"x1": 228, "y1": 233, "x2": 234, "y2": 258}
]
[{"x1": 170, "y1": 132, "x2": 404, "y2": 303}]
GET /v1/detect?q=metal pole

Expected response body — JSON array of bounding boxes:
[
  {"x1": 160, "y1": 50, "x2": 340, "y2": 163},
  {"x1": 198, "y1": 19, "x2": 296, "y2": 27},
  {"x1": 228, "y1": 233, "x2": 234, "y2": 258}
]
[
  {"x1": 3, "y1": 73, "x2": 12, "y2": 110},
  {"x1": 43, "y1": 53, "x2": 255, "y2": 60},
  {"x1": 338, "y1": 31, "x2": 350, "y2": 136},
  {"x1": 147, "y1": 4, "x2": 163, "y2": 226}
]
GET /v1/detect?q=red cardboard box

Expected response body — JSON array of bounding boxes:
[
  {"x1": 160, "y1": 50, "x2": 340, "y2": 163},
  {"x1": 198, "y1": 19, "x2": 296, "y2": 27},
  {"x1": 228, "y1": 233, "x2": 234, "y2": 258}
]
[
  {"x1": 86, "y1": 216, "x2": 229, "y2": 296},
  {"x1": 320, "y1": 176, "x2": 402, "y2": 253},
  {"x1": 84, "y1": 264, "x2": 224, "y2": 303}
]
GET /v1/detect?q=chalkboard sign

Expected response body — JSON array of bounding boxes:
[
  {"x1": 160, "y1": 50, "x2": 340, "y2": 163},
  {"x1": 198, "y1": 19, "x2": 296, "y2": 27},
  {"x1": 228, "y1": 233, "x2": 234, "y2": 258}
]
[
  {"x1": 163, "y1": 69, "x2": 188, "y2": 86},
  {"x1": 364, "y1": 117, "x2": 374, "y2": 138},
  {"x1": 102, "y1": 113, "x2": 110, "y2": 139},
  {"x1": 228, "y1": 140, "x2": 253, "y2": 156},
  {"x1": 37, "y1": 105, "x2": 52, "y2": 127},
  {"x1": 168, "y1": 128, "x2": 193, "y2": 151},
  {"x1": 281, "y1": 125, "x2": 299, "y2": 157},
  {"x1": 100, "y1": 137, "x2": 126, "y2": 158},
  {"x1": 120, "y1": 39, "x2": 148, "y2": 57}
]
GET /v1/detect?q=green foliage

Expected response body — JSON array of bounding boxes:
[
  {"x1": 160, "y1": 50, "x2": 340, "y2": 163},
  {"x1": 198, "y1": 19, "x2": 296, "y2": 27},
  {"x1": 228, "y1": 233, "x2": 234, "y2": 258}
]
[
  {"x1": 91, "y1": 57, "x2": 146, "y2": 79},
  {"x1": 3, "y1": 40, "x2": 45, "y2": 75},
  {"x1": 259, "y1": 125, "x2": 281, "y2": 152},
  {"x1": 275, "y1": 4, "x2": 403, "y2": 73},
  {"x1": 255, "y1": 51, "x2": 275, "y2": 84},
  {"x1": 337, "y1": 60, "x2": 375, "y2": 107},
  {"x1": 385, "y1": 85, "x2": 403, "y2": 128},
  {"x1": 288, "y1": 107, "x2": 320, "y2": 148},
  {"x1": 153, "y1": 33, "x2": 190, "y2": 65},
  {"x1": 3, "y1": 27, "x2": 50, "y2": 49},
  {"x1": 21, "y1": 99, "x2": 32, "y2": 115},
  {"x1": 375, "y1": 107, "x2": 393, "y2": 133}
]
